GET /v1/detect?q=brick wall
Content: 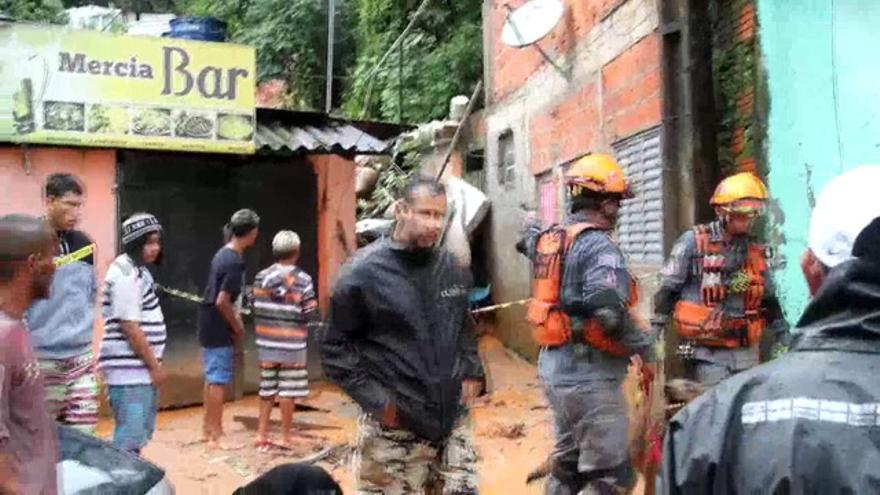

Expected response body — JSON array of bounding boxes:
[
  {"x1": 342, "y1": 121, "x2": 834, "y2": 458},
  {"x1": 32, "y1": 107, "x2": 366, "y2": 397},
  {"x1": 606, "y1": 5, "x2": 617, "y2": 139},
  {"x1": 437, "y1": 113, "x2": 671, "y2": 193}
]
[
  {"x1": 528, "y1": 82, "x2": 599, "y2": 175},
  {"x1": 526, "y1": 32, "x2": 662, "y2": 177},
  {"x1": 489, "y1": 0, "x2": 630, "y2": 102},
  {"x1": 602, "y1": 33, "x2": 662, "y2": 142},
  {"x1": 712, "y1": 0, "x2": 762, "y2": 175}
]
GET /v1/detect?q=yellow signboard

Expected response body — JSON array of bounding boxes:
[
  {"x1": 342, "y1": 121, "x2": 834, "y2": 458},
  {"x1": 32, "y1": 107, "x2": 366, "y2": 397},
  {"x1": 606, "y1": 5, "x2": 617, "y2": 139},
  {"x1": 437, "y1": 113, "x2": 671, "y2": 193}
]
[{"x1": 0, "y1": 22, "x2": 256, "y2": 154}]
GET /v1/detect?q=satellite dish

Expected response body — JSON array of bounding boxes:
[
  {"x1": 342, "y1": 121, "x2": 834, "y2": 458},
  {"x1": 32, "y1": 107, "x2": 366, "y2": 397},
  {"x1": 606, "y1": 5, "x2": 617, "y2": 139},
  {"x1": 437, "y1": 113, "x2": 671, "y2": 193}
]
[{"x1": 501, "y1": 0, "x2": 564, "y2": 48}]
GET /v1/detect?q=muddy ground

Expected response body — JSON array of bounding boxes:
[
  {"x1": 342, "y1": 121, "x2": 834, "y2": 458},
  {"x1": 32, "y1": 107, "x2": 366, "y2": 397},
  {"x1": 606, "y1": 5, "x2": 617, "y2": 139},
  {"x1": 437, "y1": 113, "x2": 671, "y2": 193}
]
[{"x1": 96, "y1": 336, "x2": 559, "y2": 494}]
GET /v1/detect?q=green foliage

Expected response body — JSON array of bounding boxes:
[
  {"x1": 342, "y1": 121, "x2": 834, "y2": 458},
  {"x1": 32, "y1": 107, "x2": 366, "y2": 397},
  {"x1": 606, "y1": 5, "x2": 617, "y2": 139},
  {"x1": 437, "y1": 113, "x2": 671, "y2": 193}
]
[
  {"x1": 1, "y1": 0, "x2": 67, "y2": 23},
  {"x1": 173, "y1": 0, "x2": 481, "y2": 117},
  {"x1": 342, "y1": 0, "x2": 482, "y2": 122},
  {"x1": 357, "y1": 162, "x2": 412, "y2": 219},
  {"x1": 182, "y1": 0, "x2": 357, "y2": 111},
  {"x1": 711, "y1": 0, "x2": 758, "y2": 176}
]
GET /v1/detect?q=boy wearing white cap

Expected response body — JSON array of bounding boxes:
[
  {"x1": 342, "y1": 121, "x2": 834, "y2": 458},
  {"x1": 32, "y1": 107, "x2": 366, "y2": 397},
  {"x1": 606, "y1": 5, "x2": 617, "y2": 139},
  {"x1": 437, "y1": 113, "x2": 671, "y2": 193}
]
[
  {"x1": 658, "y1": 166, "x2": 880, "y2": 493},
  {"x1": 251, "y1": 230, "x2": 318, "y2": 450}
]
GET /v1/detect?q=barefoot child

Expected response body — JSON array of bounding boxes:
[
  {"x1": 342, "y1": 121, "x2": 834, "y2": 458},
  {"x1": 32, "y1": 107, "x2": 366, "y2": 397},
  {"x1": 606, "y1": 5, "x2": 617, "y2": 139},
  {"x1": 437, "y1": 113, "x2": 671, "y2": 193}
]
[{"x1": 252, "y1": 231, "x2": 318, "y2": 450}]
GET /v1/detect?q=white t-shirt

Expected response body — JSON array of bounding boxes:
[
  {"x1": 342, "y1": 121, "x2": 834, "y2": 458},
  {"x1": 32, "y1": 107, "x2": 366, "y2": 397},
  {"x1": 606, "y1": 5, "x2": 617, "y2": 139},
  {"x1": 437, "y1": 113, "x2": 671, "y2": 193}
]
[{"x1": 99, "y1": 255, "x2": 166, "y2": 386}]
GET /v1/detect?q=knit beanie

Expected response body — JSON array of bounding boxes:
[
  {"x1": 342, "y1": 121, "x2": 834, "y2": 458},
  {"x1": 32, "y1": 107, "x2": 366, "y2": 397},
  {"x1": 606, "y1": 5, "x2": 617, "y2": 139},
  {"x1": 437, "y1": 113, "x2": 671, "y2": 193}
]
[{"x1": 122, "y1": 212, "x2": 162, "y2": 248}]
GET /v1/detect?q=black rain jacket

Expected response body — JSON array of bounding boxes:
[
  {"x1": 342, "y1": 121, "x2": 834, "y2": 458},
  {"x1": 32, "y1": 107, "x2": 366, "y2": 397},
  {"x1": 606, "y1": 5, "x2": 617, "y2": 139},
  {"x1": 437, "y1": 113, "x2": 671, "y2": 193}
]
[
  {"x1": 321, "y1": 239, "x2": 484, "y2": 442},
  {"x1": 658, "y1": 256, "x2": 880, "y2": 494}
]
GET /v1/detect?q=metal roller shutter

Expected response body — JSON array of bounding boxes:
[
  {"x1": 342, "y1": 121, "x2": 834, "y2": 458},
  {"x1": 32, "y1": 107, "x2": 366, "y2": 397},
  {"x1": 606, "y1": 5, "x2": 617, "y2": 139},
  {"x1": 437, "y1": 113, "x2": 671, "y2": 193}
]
[{"x1": 613, "y1": 126, "x2": 664, "y2": 264}]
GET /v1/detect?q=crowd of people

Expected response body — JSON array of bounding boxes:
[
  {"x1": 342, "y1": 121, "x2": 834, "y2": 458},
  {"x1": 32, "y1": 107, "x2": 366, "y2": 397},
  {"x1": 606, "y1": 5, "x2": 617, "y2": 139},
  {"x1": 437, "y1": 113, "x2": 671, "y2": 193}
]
[
  {"x1": 0, "y1": 174, "x2": 327, "y2": 493},
  {"x1": 1, "y1": 159, "x2": 879, "y2": 494}
]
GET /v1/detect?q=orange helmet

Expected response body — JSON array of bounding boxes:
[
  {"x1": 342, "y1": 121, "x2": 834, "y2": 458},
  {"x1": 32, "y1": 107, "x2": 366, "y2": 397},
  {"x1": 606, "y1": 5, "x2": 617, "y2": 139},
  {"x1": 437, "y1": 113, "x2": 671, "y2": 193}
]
[
  {"x1": 710, "y1": 172, "x2": 769, "y2": 216},
  {"x1": 565, "y1": 154, "x2": 633, "y2": 198}
]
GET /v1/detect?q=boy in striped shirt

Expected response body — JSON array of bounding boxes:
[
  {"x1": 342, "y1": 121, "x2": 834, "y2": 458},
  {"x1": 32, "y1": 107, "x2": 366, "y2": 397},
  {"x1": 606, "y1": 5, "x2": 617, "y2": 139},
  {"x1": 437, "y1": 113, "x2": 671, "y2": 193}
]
[
  {"x1": 99, "y1": 213, "x2": 166, "y2": 454},
  {"x1": 252, "y1": 231, "x2": 318, "y2": 450}
]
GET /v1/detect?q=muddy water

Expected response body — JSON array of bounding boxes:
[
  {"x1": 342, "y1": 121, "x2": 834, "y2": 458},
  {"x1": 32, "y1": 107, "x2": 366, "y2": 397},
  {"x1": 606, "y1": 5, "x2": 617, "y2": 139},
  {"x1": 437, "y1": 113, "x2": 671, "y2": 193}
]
[{"x1": 96, "y1": 336, "x2": 567, "y2": 493}]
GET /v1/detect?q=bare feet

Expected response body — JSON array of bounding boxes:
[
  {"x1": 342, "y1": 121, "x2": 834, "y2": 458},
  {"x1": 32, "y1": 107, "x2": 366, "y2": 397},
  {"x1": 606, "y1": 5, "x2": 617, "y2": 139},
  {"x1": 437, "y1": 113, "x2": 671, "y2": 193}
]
[{"x1": 207, "y1": 436, "x2": 244, "y2": 451}]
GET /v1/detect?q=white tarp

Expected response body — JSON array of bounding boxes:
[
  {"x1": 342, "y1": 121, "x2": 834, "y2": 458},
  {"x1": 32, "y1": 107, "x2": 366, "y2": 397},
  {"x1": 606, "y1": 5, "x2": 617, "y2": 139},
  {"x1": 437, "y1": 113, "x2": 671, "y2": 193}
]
[{"x1": 441, "y1": 176, "x2": 489, "y2": 267}]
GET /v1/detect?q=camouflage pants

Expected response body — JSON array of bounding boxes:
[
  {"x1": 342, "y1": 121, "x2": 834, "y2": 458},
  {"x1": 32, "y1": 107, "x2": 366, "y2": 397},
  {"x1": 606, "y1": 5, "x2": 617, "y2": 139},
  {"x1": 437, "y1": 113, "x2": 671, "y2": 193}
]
[{"x1": 354, "y1": 413, "x2": 479, "y2": 495}]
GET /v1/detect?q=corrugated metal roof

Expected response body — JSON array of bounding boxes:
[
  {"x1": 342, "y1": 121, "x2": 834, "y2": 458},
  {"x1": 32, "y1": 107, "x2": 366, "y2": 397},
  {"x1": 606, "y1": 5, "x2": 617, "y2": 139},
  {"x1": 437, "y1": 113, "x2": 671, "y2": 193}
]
[{"x1": 256, "y1": 120, "x2": 390, "y2": 155}]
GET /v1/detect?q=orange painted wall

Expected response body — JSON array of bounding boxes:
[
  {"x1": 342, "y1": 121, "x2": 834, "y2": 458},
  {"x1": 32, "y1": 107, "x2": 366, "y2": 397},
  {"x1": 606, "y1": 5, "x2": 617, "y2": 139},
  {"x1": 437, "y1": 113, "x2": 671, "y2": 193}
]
[{"x1": 309, "y1": 155, "x2": 357, "y2": 313}]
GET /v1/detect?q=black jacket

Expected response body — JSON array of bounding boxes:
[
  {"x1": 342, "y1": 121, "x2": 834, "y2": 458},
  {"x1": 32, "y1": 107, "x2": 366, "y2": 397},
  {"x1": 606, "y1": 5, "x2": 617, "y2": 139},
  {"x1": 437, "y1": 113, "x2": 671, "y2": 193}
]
[
  {"x1": 321, "y1": 240, "x2": 484, "y2": 442},
  {"x1": 659, "y1": 257, "x2": 880, "y2": 494}
]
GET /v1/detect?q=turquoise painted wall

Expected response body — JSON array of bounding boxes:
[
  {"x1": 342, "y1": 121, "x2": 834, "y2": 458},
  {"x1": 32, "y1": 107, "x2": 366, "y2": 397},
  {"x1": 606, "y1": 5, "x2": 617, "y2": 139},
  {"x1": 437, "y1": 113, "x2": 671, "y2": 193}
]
[{"x1": 758, "y1": 0, "x2": 880, "y2": 324}]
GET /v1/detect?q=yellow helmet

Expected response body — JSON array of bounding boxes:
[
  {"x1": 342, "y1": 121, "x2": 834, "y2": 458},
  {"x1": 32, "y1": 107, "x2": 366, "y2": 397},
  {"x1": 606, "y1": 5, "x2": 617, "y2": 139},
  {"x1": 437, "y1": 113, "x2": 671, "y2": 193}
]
[
  {"x1": 565, "y1": 154, "x2": 633, "y2": 198},
  {"x1": 710, "y1": 172, "x2": 769, "y2": 216}
]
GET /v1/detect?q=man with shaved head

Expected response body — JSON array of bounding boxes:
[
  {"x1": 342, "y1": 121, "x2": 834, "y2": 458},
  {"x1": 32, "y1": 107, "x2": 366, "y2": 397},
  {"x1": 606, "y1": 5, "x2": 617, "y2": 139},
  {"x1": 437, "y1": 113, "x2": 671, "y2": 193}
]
[{"x1": 0, "y1": 214, "x2": 60, "y2": 495}]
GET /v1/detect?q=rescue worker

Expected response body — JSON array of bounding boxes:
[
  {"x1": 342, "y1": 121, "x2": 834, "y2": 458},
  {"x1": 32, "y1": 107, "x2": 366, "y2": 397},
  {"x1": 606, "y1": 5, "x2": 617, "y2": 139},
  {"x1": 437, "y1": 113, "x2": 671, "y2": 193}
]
[
  {"x1": 322, "y1": 175, "x2": 484, "y2": 494},
  {"x1": 518, "y1": 154, "x2": 655, "y2": 495},
  {"x1": 658, "y1": 165, "x2": 880, "y2": 493},
  {"x1": 652, "y1": 172, "x2": 788, "y2": 387}
]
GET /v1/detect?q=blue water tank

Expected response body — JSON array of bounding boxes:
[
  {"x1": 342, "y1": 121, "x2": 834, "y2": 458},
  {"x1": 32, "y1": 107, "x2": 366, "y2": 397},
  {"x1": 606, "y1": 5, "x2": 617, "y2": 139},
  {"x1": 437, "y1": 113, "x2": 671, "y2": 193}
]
[{"x1": 167, "y1": 17, "x2": 227, "y2": 42}]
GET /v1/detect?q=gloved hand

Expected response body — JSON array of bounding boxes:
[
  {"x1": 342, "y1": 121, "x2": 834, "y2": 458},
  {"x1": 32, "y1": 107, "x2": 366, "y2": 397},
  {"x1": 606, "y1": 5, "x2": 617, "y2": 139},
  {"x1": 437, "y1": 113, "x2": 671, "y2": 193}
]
[
  {"x1": 595, "y1": 307, "x2": 623, "y2": 338},
  {"x1": 568, "y1": 319, "x2": 586, "y2": 345}
]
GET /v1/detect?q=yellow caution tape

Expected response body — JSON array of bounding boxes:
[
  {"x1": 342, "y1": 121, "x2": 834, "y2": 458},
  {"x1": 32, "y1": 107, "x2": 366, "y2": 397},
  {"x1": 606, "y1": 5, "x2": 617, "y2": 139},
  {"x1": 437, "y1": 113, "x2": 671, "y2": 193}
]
[
  {"x1": 54, "y1": 243, "x2": 95, "y2": 267},
  {"x1": 156, "y1": 284, "x2": 252, "y2": 316},
  {"x1": 157, "y1": 282, "x2": 528, "y2": 317},
  {"x1": 471, "y1": 298, "x2": 530, "y2": 314}
]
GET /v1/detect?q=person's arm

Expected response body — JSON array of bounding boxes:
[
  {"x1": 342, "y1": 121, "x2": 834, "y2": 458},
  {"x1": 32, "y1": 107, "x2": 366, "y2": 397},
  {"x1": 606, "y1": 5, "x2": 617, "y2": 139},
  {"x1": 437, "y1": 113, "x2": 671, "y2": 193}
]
[
  {"x1": 459, "y1": 307, "x2": 485, "y2": 405},
  {"x1": 113, "y1": 274, "x2": 164, "y2": 385},
  {"x1": 562, "y1": 236, "x2": 655, "y2": 358},
  {"x1": 653, "y1": 231, "x2": 695, "y2": 319},
  {"x1": 119, "y1": 321, "x2": 165, "y2": 385},
  {"x1": 215, "y1": 290, "x2": 244, "y2": 338},
  {"x1": 459, "y1": 312, "x2": 485, "y2": 381},
  {"x1": 515, "y1": 213, "x2": 542, "y2": 259},
  {"x1": 299, "y1": 275, "x2": 320, "y2": 324},
  {"x1": 761, "y1": 268, "x2": 791, "y2": 352},
  {"x1": 215, "y1": 258, "x2": 245, "y2": 339},
  {"x1": 320, "y1": 266, "x2": 393, "y2": 422},
  {"x1": 0, "y1": 362, "x2": 22, "y2": 494}
]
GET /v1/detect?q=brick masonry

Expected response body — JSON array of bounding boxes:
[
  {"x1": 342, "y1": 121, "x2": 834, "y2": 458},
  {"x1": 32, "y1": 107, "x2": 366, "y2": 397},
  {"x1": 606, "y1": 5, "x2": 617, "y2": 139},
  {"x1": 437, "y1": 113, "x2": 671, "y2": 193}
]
[
  {"x1": 601, "y1": 33, "x2": 662, "y2": 144},
  {"x1": 489, "y1": 0, "x2": 624, "y2": 101}
]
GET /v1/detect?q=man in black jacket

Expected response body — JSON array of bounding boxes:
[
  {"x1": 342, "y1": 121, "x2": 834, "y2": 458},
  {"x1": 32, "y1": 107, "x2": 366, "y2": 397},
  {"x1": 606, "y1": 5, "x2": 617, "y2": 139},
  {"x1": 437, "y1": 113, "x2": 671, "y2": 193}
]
[
  {"x1": 658, "y1": 166, "x2": 880, "y2": 494},
  {"x1": 321, "y1": 175, "x2": 484, "y2": 494}
]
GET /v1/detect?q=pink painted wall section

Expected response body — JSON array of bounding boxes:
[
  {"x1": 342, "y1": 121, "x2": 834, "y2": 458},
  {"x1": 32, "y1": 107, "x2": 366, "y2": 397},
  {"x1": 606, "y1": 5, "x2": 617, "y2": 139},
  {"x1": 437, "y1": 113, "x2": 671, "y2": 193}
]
[
  {"x1": 538, "y1": 174, "x2": 560, "y2": 226},
  {"x1": 0, "y1": 146, "x2": 117, "y2": 353},
  {"x1": 0, "y1": 146, "x2": 117, "y2": 280},
  {"x1": 309, "y1": 155, "x2": 357, "y2": 313}
]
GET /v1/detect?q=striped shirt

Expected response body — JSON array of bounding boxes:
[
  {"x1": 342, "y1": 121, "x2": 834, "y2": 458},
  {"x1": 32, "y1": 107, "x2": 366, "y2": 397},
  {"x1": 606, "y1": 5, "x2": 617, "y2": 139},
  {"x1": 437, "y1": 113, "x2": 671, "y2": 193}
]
[
  {"x1": 99, "y1": 255, "x2": 166, "y2": 386},
  {"x1": 252, "y1": 264, "x2": 318, "y2": 364}
]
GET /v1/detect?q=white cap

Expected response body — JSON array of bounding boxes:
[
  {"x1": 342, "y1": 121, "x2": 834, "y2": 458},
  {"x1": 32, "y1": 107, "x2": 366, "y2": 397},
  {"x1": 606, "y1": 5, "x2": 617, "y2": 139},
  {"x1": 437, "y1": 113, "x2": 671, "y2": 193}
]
[
  {"x1": 272, "y1": 230, "x2": 301, "y2": 254},
  {"x1": 808, "y1": 165, "x2": 880, "y2": 267}
]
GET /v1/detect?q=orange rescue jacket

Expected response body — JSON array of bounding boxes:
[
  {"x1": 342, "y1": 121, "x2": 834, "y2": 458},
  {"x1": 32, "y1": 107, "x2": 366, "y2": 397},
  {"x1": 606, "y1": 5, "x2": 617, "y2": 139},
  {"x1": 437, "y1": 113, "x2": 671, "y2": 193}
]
[
  {"x1": 527, "y1": 223, "x2": 643, "y2": 356},
  {"x1": 673, "y1": 224, "x2": 768, "y2": 348}
]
